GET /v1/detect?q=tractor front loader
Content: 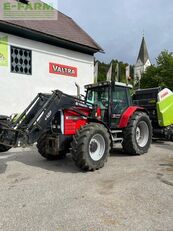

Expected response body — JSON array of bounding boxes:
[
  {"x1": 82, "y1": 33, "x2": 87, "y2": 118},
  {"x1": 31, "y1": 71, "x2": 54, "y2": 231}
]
[{"x1": 0, "y1": 81, "x2": 152, "y2": 171}]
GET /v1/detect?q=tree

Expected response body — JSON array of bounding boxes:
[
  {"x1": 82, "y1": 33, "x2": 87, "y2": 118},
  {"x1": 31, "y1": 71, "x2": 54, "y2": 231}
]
[
  {"x1": 157, "y1": 50, "x2": 173, "y2": 90},
  {"x1": 96, "y1": 59, "x2": 130, "y2": 84},
  {"x1": 140, "y1": 50, "x2": 173, "y2": 90},
  {"x1": 140, "y1": 65, "x2": 164, "y2": 88}
]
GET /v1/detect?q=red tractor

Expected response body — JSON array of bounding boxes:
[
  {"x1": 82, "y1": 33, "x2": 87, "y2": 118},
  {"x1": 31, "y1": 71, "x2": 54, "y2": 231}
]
[{"x1": 0, "y1": 81, "x2": 152, "y2": 171}]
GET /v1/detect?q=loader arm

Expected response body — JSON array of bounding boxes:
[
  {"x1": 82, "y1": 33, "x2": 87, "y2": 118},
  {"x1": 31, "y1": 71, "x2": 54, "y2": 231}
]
[{"x1": 0, "y1": 90, "x2": 92, "y2": 147}]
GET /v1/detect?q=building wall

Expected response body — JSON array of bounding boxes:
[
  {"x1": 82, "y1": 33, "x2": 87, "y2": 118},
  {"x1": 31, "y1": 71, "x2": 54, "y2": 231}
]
[
  {"x1": 144, "y1": 59, "x2": 151, "y2": 72},
  {"x1": 134, "y1": 60, "x2": 143, "y2": 83},
  {"x1": 134, "y1": 59, "x2": 151, "y2": 84},
  {"x1": 0, "y1": 32, "x2": 94, "y2": 115}
]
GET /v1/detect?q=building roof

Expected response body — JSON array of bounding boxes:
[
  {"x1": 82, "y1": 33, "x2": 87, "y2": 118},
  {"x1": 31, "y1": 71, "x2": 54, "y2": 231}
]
[
  {"x1": 136, "y1": 36, "x2": 150, "y2": 64},
  {"x1": 0, "y1": 0, "x2": 103, "y2": 54}
]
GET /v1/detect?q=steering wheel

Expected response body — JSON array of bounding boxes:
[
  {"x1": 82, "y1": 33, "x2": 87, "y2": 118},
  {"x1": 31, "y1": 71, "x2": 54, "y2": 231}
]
[
  {"x1": 113, "y1": 100, "x2": 127, "y2": 114},
  {"x1": 100, "y1": 98, "x2": 108, "y2": 108}
]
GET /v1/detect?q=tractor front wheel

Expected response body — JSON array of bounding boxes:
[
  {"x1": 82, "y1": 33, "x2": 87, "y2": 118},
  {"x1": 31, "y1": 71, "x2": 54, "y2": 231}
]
[
  {"x1": 122, "y1": 111, "x2": 152, "y2": 155},
  {"x1": 71, "y1": 123, "x2": 111, "y2": 171}
]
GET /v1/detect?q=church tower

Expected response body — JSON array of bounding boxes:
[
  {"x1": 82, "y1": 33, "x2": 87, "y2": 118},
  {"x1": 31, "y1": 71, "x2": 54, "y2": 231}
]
[{"x1": 134, "y1": 36, "x2": 151, "y2": 85}]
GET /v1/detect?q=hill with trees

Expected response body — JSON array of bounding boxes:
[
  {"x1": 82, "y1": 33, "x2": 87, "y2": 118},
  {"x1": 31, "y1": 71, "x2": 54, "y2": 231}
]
[
  {"x1": 97, "y1": 50, "x2": 173, "y2": 91},
  {"x1": 96, "y1": 59, "x2": 134, "y2": 84}
]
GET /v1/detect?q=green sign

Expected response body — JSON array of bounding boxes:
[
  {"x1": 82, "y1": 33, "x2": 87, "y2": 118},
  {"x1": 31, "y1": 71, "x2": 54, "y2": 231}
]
[{"x1": 0, "y1": 36, "x2": 8, "y2": 67}]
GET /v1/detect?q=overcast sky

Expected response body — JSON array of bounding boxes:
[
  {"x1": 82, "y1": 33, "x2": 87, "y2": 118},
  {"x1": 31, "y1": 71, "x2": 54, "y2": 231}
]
[{"x1": 43, "y1": 0, "x2": 173, "y2": 65}]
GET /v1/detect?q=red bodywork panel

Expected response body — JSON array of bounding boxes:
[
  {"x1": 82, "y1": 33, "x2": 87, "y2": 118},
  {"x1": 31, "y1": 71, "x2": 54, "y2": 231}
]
[
  {"x1": 64, "y1": 107, "x2": 90, "y2": 135},
  {"x1": 118, "y1": 106, "x2": 144, "y2": 129}
]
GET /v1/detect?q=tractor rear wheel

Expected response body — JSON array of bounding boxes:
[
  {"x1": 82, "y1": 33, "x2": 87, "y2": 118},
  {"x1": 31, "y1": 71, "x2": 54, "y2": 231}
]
[
  {"x1": 122, "y1": 111, "x2": 152, "y2": 155},
  {"x1": 0, "y1": 144, "x2": 11, "y2": 153},
  {"x1": 37, "y1": 133, "x2": 67, "y2": 161},
  {"x1": 71, "y1": 123, "x2": 111, "y2": 171}
]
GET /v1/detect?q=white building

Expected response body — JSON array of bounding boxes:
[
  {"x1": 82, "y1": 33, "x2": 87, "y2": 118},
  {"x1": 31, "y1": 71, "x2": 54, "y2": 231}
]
[
  {"x1": 134, "y1": 36, "x2": 151, "y2": 85},
  {"x1": 0, "y1": 0, "x2": 102, "y2": 115}
]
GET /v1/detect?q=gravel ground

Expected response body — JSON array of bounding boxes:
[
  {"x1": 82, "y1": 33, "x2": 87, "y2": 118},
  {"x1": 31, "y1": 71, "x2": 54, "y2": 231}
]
[{"x1": 0, "y1": 142, "x2": 173, "y2": 231}]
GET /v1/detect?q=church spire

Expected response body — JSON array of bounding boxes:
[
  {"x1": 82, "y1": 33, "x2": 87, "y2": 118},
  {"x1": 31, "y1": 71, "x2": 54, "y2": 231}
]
[
  {"x1": 137, "y1": 36, "x2": 150, "y2": 65},
  {"x1": 134, "y1": 36, "x2": 151, "y2": 87}
]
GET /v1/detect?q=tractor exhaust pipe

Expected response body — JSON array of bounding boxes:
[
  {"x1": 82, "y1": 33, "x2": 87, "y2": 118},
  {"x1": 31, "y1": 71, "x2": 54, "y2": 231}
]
[{"x1": 75, "y1": 83, "x2": 80, "y2": 98}]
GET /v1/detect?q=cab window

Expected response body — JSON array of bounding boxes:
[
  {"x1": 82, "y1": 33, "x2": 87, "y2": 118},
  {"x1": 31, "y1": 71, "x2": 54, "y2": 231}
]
[
  {"x1": 112, "y1": 86, "x2": 129, "y2": 114},
  {"x1": 86, "y1": 87, "x2": 109, "y2": 109}
]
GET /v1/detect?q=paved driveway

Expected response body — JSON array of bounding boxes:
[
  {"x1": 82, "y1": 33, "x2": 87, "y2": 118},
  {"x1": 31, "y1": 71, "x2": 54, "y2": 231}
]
[{"x1": 0, "y1": 142, "x2": 173, "y2": 231}]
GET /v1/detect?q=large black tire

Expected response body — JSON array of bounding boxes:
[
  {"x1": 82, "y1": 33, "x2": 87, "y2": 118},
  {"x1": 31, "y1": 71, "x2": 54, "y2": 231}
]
[
  {"x1": 0, "y1": 144, "x2": 11, "y2": 153},
  {"x1": 122, "y1": 111, "x2": 152, "y2": 155},
  {"x1": 0, "y1": 118, "x2": 11, "y2": 153},
  {"x1": 37, "y1": 133, "x2": 67, "y2": 161},
  {"x1": 71, "y1": 123, "x2": 111, "y2": 171}
]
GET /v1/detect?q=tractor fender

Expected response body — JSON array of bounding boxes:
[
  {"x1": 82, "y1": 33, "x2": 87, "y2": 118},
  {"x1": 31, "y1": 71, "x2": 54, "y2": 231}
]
[{"x1": 118, "y1": 106, "x2": 147, "y2": 129}]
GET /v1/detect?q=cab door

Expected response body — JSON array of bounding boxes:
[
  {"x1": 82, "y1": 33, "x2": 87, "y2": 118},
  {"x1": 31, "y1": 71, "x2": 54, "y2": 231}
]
[
  {"x1": 86, "y1": 86, "x2": 109, "y2": 124},
  {"x1": 111, "y1": 86, "x2": 131, "y2": 128}
]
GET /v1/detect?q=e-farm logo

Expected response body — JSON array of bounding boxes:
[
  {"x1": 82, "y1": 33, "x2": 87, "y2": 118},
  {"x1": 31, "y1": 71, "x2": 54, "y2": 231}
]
[{"x1": 0, "y1": 0, "x2": 58, "y2": 20}]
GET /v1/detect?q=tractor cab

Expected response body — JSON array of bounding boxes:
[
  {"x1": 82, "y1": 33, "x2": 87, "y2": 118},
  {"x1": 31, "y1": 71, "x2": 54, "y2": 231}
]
[{"x1": 85, "y1": 81, "x2": 133, "y2": 127}]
